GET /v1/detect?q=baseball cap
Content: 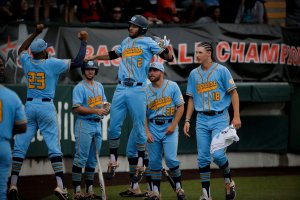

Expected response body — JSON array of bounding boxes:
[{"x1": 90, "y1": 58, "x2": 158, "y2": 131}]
[
  {"x1": 30, "y1": 39, "x2": 48, "y2": 53},
  {"x1": 149, "y1": 62, "x2": 164, "y2": 72}
]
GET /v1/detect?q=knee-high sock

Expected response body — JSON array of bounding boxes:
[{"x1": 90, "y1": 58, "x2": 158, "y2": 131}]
[
  {"x1": 128, "y1": 157, "x2": 139, "y2": 189},
  {"x1": 85, "y1": 167, "x2": 95, "y2": 193},
  {"x1": 220, "y1": 161, "x2": 232, "y2": 183},
  {"x1": 199, "y1": 165, "x2": 211, "y2": 197},
  {"x1": 11, "y1": 157, "x2": 24, "y2": 186},
  {"x1": 72, "y1": 165, "x2": 82, "y2": 193},
  {"x1": 170, "y1": 165, "x2": 182, "y2": 189},
  {"x1": 50, "y1": 156, "x2": 65, "y2": 189},
  {"x1": 151, "y1": 170, "x2": 162, "y2": 194},
  {"x1": 144, "y1": 158, "x2": 152, "y2": 191}
]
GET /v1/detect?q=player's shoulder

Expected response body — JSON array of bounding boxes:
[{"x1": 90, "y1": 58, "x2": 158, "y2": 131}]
[
  {"x1": 190, "y1": 67, "x2": 200, "y2": 75},
  {"x1": 0, "y1": 85, "x2": 20, "y2": 101},
  {"x1": 94, "y1": 81, "x2": 104, "y2": 88},
  {"x1": 166, "y1": 79, "x2": 178, "y2": 87},
  {"x1": 215, "y1": 63, "x2": 228, "y2": 71},
  {"x1": 74, "y1": 81, "x2": 85, "y2": 89}
]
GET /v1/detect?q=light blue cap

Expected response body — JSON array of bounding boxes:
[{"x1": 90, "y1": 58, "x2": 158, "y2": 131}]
[
  {"x1": 30, "y1": 39, "x2": 48, "y2": 53},
  {"x1": 149, "y1": 62, "x2": 164, "y2": 72}
]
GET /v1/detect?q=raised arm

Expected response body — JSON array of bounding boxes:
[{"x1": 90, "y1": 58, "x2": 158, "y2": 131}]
[
  {"x1": 85, "y1": 50, "x2": 119, "y2": 61},
  {"x1": 18, "y1": 24, "x2": 44, "y2": 55},
  {"x1": 70, "y1": 31, "x2": 88, "y2": 69}
]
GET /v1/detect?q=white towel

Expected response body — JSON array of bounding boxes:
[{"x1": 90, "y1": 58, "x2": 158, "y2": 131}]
[{"x1": 210, "y1": 125, "x2": 239, "y2": 154}]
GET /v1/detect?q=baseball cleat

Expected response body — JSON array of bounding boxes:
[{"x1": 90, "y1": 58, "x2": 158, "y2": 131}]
[
  {"x1": 7, "y1": 185, "x2": 20, "y2": 200},
  {"x1": 85, "y1": 191, "x2": 101, "y2": 200},
  {"x1": 119, "y1": 188, "x2": 144, "y2": 197},
  {"x1": 54, "y1": 187, "x2": 69, "y2": 200},
  {"x1": 225, "y1": 180, "x2": 236, "y2": 200},
  {"x1": 199, "y1": 195, "x2": 212, "y2": 200},
  {"x1": 73, "y1": 192, "x2": 85, "y2": 200},
  {"x1": 176, "y1": 188, "x2": 186, "y2": 200},
  {"x1": 131, "y1": 165, "x2": 145, "y2": 183},
  {"x1": 143, "y1": 191, "x2": 160, "y2": 200},
  {"x1": 106, "y1": 161, "x2": 119, "y2": 180}
]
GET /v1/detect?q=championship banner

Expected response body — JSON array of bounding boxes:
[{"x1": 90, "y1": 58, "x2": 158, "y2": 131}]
[{"x1": 1, "y1": 23, "x2": 299, "y2": 84}]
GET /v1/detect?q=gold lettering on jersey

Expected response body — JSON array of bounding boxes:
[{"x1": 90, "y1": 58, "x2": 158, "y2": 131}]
[
  {"x1": 88, "y1": 96, "x2": 103, "y2": 108},
  {"x1": 147, "y1": 96, "x2": 172, "y2": 110},
  {"x1": 197, "y1": 81, "x2": 218, "y2": 94},
  {"x1": 123, "y1": 47, "x2": 143, "y2": 57}
]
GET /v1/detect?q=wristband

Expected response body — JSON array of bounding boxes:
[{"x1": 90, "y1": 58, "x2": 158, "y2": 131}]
[{"x1": 163, "y1": 48, "x2": 169, "y2": 54}]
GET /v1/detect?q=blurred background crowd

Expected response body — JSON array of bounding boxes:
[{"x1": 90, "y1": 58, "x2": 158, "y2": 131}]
[{"x1": 0, "y1": 0, "x2": 299, "y2": 27}]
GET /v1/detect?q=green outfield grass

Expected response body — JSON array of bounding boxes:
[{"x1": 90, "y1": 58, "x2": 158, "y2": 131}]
[{"x1": 43, "y1": 175, "x2": 300, "y2": 200}]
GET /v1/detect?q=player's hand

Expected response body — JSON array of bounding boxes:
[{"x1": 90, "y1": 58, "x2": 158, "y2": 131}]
[
  {"x1": 95, "y1": 108, "x2": 108, "y2": 116},
  {"x1": 146, "y1": 132, "x2": 154, "y2": 143},
  {"x1": 153, "y1": 35, "x2": 170, "y2": 50},
  {"x1": 84, "y1": 55, "x2": 95, "y2": 62},
  {"x1": 231, "y1": 117, "x2": 241, "y2": 129},
  {"x1": 103, "y1": 102, "x2": 111, "y2": 114},
  {"x1": 78, "y1": 31, "x2": 88, "y2": 42},
  {"x1": 35, "y1": 24, "x2": 44, "y2": 34},
  {"x1": 183, "y1": 122, "x2": 190, "y2": 137},
  {"x1": 165, "y1": 124, "x2": 176, "y2": 135}
]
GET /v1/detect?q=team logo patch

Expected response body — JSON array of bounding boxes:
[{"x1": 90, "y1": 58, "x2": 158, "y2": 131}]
[{"x1": 229, "y1": 79, "x2": 235, "y2": 84}]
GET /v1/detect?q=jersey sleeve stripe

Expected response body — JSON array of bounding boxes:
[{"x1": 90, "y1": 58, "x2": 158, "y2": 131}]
[
  {"x1": 227, "y1": 86, "x2": 237, "y2": 93},
  {"x1": 15, "y1": 119, "x2": 27, "y2": 125},
  {"x1": 186, "y1": 92, "x2": 193, "y2": 97}
]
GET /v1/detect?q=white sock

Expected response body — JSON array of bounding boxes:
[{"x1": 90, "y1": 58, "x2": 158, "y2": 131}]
[
  {"x1": 11, "y1": 175, "x2": 18, "y2": 186},
  {"x1": 75, "y1": 186, "x2": 81, "y2": 193},
  {"x1": 87, "y1": 185, "x2": 93, "y2": 193},
  {"x1": 132, "y1": 182, "x2": 139, "y2": 190},
  {"x1": 203, "y1": 188, "x2": 210, "y2": 197},
  {"x1": 56, "y1": 176, "x2": 64, "y2": 189},
  {"x1": 176, "y1": 182, "x2": 181, "y2": 190},
  {"x1": 153, "y1": 185, "x2": 159, "y2": 194},
  {"x1": 110, "y1": 154, "x2": 116, "y2": 162},
  {"x1": 224, "y1": 178, "x2": 231, "y2": 184},
  {"x1": 137, "y1": 157, "x2": 143, "y2": 167}
]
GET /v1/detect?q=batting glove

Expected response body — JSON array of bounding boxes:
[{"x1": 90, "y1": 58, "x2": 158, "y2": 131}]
[{"x1": 153, "y1": 35, "x2": 170, "y2": 50}]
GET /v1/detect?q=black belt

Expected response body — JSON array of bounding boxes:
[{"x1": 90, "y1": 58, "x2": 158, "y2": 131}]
[
  {"x1": 86, "y1": 118, "x2": 101, "y2": 122},
  {"x1": 149, "y1": 118, "x2": 172, "y2": 125},
  {"x1": 118, "y1": 80, "x2": 143, "y2": 87},
  {"x1": 27, "y1": 98, "x2": 51, "y2": 102},
  {"x1": 198, "y1": 110, "x2": 224, "y2": 116}
]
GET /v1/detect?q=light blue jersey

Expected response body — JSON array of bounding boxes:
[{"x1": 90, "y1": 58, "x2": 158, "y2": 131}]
[
  {"x1": 72, "y1": 80, "x2": 107, "y2": 169},
  {"x1": 146, "y1": 80, "x2": 184, "y2": 171},
  {"x1": 186, "y1": 63, "x2": 236, "y2": 112},
  {"x1": 73, "y1": 80, "x2": 107, "y2": 120},
  {"x1": 186, "y1": 62, "x2": 236, "y2": 168},
  {"x1": 146, "y1": 80, "x2": 184, "y2": 121},
  {"x1": 13, "y1": 51, "x2": 71, "y2": 160},
  {"x1": 0, "y1": 85, "x2": 27, "y2": 141},
  {"x1": 20, "y1": 51, "x2": 70, "y2": 99},
  {"x1": 0, "y1": 85, "x2": 26, "y2": 199},
  {"x1": 115, "y1": 36, "x2": 163, "y2": 83},
  {"x1": 109, "y1": 36, "x2": 165, "y2": 155}
]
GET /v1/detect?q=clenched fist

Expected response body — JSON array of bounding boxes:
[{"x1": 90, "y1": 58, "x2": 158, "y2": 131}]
[
  {"x1": 78, "y1": 31, "x2": 88, "y2": 41},
  {"x1": 35, "y1": 24, "x2": 44, "y2": 34}
]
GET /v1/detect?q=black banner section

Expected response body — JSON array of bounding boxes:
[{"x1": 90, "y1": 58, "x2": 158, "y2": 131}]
[{"x1": 0, "y1": 23, "x2": 299, "y2": 84}]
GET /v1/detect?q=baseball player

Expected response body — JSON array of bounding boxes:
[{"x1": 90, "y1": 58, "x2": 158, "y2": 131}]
[
  {"x1": 144, "y1": 62, "x2": 185, "y2": 200},
  {"x1": 72, "y1": 61, "x2": 109, "y2": 200},
  {"x1": 183, "y1": 42, "x2": 241, "y2": 200},
  {"x1": 8, "y1": 24, "x2": 88, "y2": 200},
  {"x1": 85, "y1": 14, "x2": 173, "y2": 193},
  {"x1": 0, "y1": 85, "x2": 27, "y2": 200}
]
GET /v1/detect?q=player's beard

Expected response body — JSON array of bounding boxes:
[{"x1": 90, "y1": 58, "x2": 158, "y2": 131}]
[
  {"x1": 149, "y1": 75, "x2": 160, "y2": 83},
  {"x1": 85, "y1": 75, "x2": 94, "y2": 81}
]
